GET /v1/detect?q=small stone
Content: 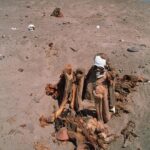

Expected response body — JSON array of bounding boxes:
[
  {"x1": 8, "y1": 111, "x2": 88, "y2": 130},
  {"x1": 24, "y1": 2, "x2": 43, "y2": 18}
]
[
  {"x1": 96, "y1": 25, "x2": 100, "y2": 29},
  {"x1": 127, "y1": 47, "x2": 139, "y2": 52},
  {"x1": 26, "y1": 5, "x2": 31, "y2": 8},
  {"x1": 23, "y1": 36, "x2": 27, "y2": 39},
  {"x1": 0, "y1": 54, "x2": 5, "y2": 60},
  {"x1": 25, "y1": 56, "x2": 29, "y2": 59},
  {"x1": 140, "y1": 44, "x2": 146, "y2": 48},
  {"x1": 119, "y1": 69, "x2": 123, "y2": 73},
  {"x1": 111, "y1": 51, "x2": 116, "y2": 54},
  {"x1": 20, "y1": 124, "x2": 27, "y2": 128},
  {"x1": 2, "y1": 35, "x2": 5, "y2": 38},
  {"x1": 48, "y1": 43, "x2": 53, "y2": 48},
  {"x1": 123, "y1": 54, "x2": 128, "y2": 58},
  {"x1": 28, "y1": 24, "x2": 35, "y2": 31},
  {"x1": 51, "y1": 8, "x2": 63, "y2": 17},
  {"x1": 62, "y1": 22, "x2": 70, "y2": 25},
  {"x1": 56, "y1": 127, "x2": 69, "y2": 141},
  {"x1": 18, "y1": 68, "x2": 24, "y2": 72},
  {"x1": 119, "y1": 39, "x2": 124, "y2": 42},
  {"x1": 138, "y1": 65, "x2": 145, "y2": 69},
  {"x1": 42, "y1": 12, "x2": 46, "y2": 17}
]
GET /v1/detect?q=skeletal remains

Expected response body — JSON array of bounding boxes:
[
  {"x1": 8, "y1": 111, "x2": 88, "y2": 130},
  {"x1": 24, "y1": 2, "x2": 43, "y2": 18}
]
[{"x1": 42, "y1": 54, "x2": 148, "y2": 149}]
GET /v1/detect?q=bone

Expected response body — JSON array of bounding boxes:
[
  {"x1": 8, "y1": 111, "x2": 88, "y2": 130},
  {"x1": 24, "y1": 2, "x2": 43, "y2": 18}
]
[
  {"x1": 75, "y1": 68, "x2": 85, "y2": 110},
  {"x1": 50, "y1": 64, "x2": 74, "y2": 122}
]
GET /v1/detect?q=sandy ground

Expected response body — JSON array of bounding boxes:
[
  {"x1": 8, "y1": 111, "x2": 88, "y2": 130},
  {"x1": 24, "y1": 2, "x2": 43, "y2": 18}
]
[{"x1": 0, "y1": 0, "x2": 150, "y2": 150}]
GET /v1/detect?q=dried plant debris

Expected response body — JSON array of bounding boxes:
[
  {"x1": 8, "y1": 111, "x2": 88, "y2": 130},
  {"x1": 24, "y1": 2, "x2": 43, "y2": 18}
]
[
  {"x1": 121, "y1": 121, "x2": 138, "y2": 148},
  {"x1": 51, "y1": 8, "x2": 63, "y2": 17}
]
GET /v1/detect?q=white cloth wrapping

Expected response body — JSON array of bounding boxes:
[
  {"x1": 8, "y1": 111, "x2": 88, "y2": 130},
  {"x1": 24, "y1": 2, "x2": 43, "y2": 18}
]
[{"x1": 94, "y1": 56, "x2": 106, "y2": 68}]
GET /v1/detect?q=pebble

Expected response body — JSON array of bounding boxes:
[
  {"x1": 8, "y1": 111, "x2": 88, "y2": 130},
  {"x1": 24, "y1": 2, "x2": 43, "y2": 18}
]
[
  {"x1": 18, "y1": 68, "x2": 24, "y2": 72},
  {"x1": 140, "y1": 44, "x2": 146, "y2": 48},
  {"x1": 0, "y1": 54, "x2": 5, "y2": 60},
  {"x1": 28, "y1": 24, "x2": 35, "y2": 31},
  {"x1": 127, "y1": 47, "x2": 139, "y2": 52},
  {"x1": 26, "y1": 5, "x2": 31, "y2": 8},
  {"x1": 48, "y1": 43, "x2": 53, "y2": 48},
  {"x1": 119, "y1": 39, "x2": 124, "y2": 42},
  {"x1": 23, "y1": 36, "x2": 27, "y2": 39},
  {"x1": 11, "y1": 27, "x2": 17, "y2": 31},
  {"x1": 96, "y1": 25, "x2": 100, "y2": 29},
  {"x1": 138, "y1": 65, "x2": 145, "y2": 69},
  {"x1": 2, "y1": 35, "x2": 5, "y2": 38}
]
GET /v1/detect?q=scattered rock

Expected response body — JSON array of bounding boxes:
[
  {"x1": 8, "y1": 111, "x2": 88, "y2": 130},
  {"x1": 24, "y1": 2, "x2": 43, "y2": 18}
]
[
  {"x1": 140, "y1": 44, "x2": 146, "y2": 48},
  {"x1": 26, "y1": 5, "x2": 31, "y2": 8},
  {"x1": 18, "y1": 68, "x2": 24, "y2": 72},
  {"x1": 119, "y1": 39, "x2": 124, "y2": 42},
  {"x1": 20, "y1": 124, "x2": 27, "y2": 128},
  {"x1": 25, "y1": 15, "x2": 28, "y2": 18},
  {"x1": 28, "y1": 24, "x2": 35, "y2": 31},
  {"x1": 48, "y1": 43, "x2": 53, "y2": 49},
  {"x1": 0, "y1": 54, "x2": 5, "y2": 60},
  {"x1": 53, "y1": 52, "x2": 59, "y2": 57},
  {"x1": 51, "y1": 8, "x2": 63, "y2": 17},
  {"x1": 70, "y1": 47, "x2": 78, "y2": 52},
  {"x1": 138, "y1": 65, "x2": 145, "y2": 69},
  {"x1": 111, "y1": 51, "x2": 116, "y2": 54},
  {"x1": 26, "y1": 56, "x2": 29, "y2": 59},
  {"x1": 118, "y1": 69, "x2": 123, "y2": 73},
  {"x1": 127, "y1": 47, "x2": 139, "y2": 52},
  {"x1": 11, "y1": 27, "x2": 17, "y2": 31},
  {"x1": 1, "y1": 35, "x2": 5, "y2": 38},
  {"x1": 42, "y1": 12, "x2": 46, "y2": 17},
  {"x1": 62, "y1": 22, "x2": 70, "y2": 25},
  {"x1": 123, "y1": 54, "x2": 128, "y2": 58},
  {"x1": 96, "y1": 25, "x2": 100, "y2": 29},
  {"x1": 23, "y1": 36, "x2": 27, "y2": 39},
  {"x1": 56, "y1": 127, "x2": 69, "y2": 141}
]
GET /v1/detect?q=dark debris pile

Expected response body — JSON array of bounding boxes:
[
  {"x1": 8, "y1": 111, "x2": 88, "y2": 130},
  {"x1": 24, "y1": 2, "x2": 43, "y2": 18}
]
[{"x1": 41, "y1": 64, "x2": 148, "y2": 150}]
